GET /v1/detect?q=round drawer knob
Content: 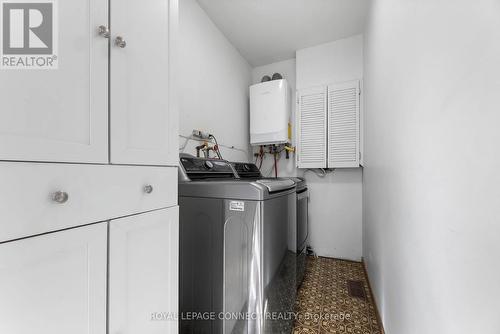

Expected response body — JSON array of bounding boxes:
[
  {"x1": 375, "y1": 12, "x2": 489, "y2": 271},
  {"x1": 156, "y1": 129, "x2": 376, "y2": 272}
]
[
  {"x1": 144, "y1": 185, "x2": 154, "y2": 194},
  {"x1": 115, "y1": 36, "x2": 127, "y2": 48},
  {"x1": 52, "y1": 191, "x2": 69, "y2": 204}
]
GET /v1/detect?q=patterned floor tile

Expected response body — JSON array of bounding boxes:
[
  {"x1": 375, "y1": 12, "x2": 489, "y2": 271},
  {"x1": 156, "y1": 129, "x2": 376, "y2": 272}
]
[{"x1": 293, "y1": 257, "x2": 382, "y2": 334}]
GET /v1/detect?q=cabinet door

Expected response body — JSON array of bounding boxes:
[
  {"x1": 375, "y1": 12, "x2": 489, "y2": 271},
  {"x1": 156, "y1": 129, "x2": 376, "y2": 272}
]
[
  {"x1": 0, "y1": 223, "x2": 107, "y2": 334},
  {"x1": 110, "y1": 0, "x2": 178, "y2": 166},
  {"x1": 327, "y1": 80, "x2": 360, "y2": 168},
  {"x1": 297, "y1": 86, "x2": 327, "y2": 168},
  {"x1": 109, "y1": 206, "x2": 179, "y2": 334},
  {"x1": 0, "y1": 0, "x2": 108, "y2": 163}
]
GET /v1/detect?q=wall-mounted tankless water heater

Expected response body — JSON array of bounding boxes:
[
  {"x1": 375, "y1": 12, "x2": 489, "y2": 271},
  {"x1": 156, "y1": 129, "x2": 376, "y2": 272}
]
[{"x1": 250, "y1": 79, "x2": 290, "y2": 146}]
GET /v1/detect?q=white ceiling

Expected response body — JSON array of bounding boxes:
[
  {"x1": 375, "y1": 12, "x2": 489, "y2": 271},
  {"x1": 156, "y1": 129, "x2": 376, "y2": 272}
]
[{"x1": 196, "y1": 0, "x2": 370, "y2": 67}]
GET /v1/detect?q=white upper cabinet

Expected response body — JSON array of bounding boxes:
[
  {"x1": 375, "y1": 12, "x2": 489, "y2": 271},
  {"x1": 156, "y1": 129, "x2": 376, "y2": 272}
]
[
  {"x1": 327, "y1": 80, "x2": 360, "y2": 168},
  {"x1": 110, "y1": 0, "x2": 178, "y2": 166},
  {"x1": 297, "y1": 86, "x2": 327, "y2": 168},
  {"x1": 0, "y1": 223, "x2": 107, "y2": 334},
  {"x1": 297, "y1": 80, "x2": 361, "y2": 169},
  {"x1": 0, "y1": 0, "x2": 108, "y2": 164},
  {"x1": 0, "y1": 0, "x2": 178, "y2": 166},
  {"x1": 109, "y1": 206, "x2": 179, "y2": 334}
]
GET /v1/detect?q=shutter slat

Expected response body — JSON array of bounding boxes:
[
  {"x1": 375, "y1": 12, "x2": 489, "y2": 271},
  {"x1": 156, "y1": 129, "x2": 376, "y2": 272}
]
[
  {"x1": 327, "y1": 80, "x2": 360, "y2": 168},
  {"x1": 297, "y1": 86, "x2": 327, "y2": 168}
]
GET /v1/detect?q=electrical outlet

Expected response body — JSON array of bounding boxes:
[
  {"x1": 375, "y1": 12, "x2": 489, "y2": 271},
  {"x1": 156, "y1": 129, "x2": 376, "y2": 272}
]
[{"x1": 192, "y1": 129, "x2": 211, "y2": 139}]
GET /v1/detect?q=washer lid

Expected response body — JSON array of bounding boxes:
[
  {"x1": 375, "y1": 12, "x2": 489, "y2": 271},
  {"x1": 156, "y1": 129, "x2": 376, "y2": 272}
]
[{"x1": 256, "y1": 179, "x2": 295, "y2": 193}]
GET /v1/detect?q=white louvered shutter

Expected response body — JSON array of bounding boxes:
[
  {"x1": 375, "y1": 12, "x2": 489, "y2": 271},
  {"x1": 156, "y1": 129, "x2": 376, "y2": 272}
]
[
  {"x1": 327, "y1": 80, "x2": 360, "y2": 168},
  {"x1": 297, "y1": 86, "x2": 327, "y2": 168}
]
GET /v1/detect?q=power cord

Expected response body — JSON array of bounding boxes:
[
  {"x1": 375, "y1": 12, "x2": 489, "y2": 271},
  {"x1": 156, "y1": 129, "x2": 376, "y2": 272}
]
[
  {"x1": 208, "y1": 134, "x2": 223, "y2": 159},
  {"x1": 304, "y1": 168, "x2": 335, "y2": 178}
]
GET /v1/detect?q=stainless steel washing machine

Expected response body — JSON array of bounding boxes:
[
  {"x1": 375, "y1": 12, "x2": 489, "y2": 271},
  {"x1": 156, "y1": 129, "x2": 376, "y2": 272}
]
[
  {"x1": 179, "y1": 155, "x2": 296, "y2": 334},
  {"x1": 230, "y1": 162, "x2": 309, "y2": 288}
]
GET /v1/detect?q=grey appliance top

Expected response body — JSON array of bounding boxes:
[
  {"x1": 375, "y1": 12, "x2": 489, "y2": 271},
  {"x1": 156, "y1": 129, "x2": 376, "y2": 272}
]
[
  {"x1": 255, "y1": 178, "x2": 295, "y2": 193},
  {"x1": 178, "y1": 153, "x2": 237, "y2": 182},
  {"x1": 179, "y1": 155, "x2": 295, "y2": 200},
  {"x1": 231, "y1": 161, "x2": 305, "y2": 192},
  {"x1": 289, "y1": 177, "x2": 307, "y2": 192}
]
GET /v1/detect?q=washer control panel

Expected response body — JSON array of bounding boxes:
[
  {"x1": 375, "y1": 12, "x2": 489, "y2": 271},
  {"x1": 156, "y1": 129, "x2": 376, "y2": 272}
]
[{"x1": 180, "y1": 156, "x2": 236, "y2": 180}]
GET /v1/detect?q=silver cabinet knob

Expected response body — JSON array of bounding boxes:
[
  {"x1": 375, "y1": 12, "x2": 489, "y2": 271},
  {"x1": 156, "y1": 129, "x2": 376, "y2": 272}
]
[
  {"x1": 144, "y1": 185, "x2": 153, "y2": 194},
  {"x1": 52, "y1": 191, "x2": 69, "y2": 204},
  {"x1": 98, "y1": 25, "x2": 110, "y2": 38},
  {"x1": 115, "y1": 36, "x2": 127, "y2": 48}
]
